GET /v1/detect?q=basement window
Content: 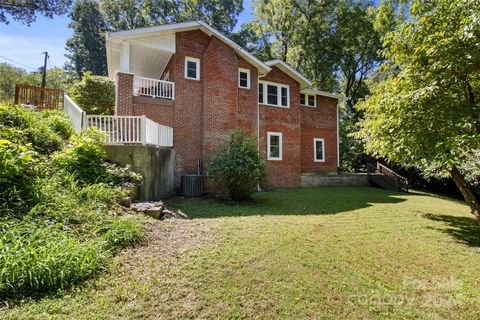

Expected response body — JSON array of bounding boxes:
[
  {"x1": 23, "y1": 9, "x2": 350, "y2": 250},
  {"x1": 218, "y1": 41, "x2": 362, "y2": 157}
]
[
  {"x1": 314, "y1": 138, "x2": 325, "y2": 162},
  {"x1": 267, "y1": 132, "x2": 282, "y2": 161},
  {"x1": 185, "y1": 56, "x2": 200, "y2": 80},
  {"x1": 239, "y1": 68, "x2": 250, "y2": 89},
  {"x1": 301, "y1": 93, "x2": 316, "y2": 107}
]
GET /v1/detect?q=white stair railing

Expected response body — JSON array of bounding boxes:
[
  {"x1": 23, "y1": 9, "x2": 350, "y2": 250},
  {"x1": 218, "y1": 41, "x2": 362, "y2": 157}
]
[
  {"x1": 62, "y1": 94, "x2": 173, "y2": 147},
  {"x1": 63, "y1": 94, "x2": 86, "y2": 134},
  {"x1": 86, "y1": 115, "x2": 173, "y2": 147},
  {"x1": 133, "y1": 76, "x2": 175, "y2": 100}
]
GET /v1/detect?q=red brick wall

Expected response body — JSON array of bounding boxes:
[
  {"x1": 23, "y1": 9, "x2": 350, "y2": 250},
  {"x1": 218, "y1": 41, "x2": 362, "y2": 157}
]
[
  {"x1": 115, "y1": 29, "x2": 339, "y2": 190},
  {"x1": 259, "y1": 66, "x2": 302, "y2": 188},
  {"x1": 300, "y1": 95, "x2": 338, "y2": 173},
  {"x1": 116, "y1": 72, "x2": 134, "y2": 116},
  {"x1": 202, "y1": 36, "x2": 238, "y2": 161},
  {"x1": 237, "y1": 57, "x2": 258, "y2": 137}
]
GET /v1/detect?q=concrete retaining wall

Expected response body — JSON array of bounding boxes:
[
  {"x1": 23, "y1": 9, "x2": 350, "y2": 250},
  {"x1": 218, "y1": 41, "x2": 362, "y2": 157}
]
[
  {"x1": 301, "y1": 173, "x2": 370, "y2": 187},
  {"x1": 104, "y1": 145, "x2": 175, "y2": 201}
]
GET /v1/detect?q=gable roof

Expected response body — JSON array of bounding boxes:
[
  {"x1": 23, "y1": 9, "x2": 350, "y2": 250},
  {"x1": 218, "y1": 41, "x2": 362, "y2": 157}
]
[
  {"x1": 106, "y1": 21, "x2": 271, "y2": 75},
  {"x1": 264, "y1": 60, "x2": 312, "y2": 89}
]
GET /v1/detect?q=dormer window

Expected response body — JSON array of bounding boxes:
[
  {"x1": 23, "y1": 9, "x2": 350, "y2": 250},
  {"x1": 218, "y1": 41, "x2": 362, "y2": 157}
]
[{"x1": 185, "y1": 56, "x2": 200, "y2": 80}]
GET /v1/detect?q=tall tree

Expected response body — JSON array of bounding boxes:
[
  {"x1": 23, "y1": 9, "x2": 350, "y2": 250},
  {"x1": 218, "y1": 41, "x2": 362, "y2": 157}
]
[
  {"x1": 249, "y1": 0, "x2": 401, "y2": 171},
  {"x1": 65, "y1": 0, "x2": 108, "y2": 77},
  {"x1": 100, "y1": 0, "x2": 242, "y2": 34},
  {"x1": 0, "y1": 0, "x2": 71, "y2": 25},
  {"x1": 356, "y1": 0, "x2": 480, "y2": 218}
]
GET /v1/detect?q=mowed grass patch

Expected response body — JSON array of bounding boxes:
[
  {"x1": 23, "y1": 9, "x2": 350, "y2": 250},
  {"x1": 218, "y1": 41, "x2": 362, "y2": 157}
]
[{"x1": 2, "y1": 187, "x2": 480, "y2": 319}]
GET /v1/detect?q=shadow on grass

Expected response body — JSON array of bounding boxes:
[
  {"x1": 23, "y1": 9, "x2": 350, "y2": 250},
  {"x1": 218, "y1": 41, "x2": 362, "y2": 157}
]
[
  {"x1": 166, "y1": 186, "x2": 407, "y2": 219},
  {"x1": 423, "y1": 213, "x2": 480, "y2": 247}
]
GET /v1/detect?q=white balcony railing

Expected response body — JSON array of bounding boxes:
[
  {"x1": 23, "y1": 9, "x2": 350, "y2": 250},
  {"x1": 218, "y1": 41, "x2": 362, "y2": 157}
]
[
  {"x1": 86, "y1": 115, "x2": 173, "y2": 147},
  {"x1": 133, "y1": 76, "x2": 175, "y2": 100}
]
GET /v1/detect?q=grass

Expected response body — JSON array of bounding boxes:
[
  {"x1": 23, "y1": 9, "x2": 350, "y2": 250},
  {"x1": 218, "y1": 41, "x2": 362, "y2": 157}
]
[{"x1": 2, "y1": 187, "x2": 480, "y2": 319}]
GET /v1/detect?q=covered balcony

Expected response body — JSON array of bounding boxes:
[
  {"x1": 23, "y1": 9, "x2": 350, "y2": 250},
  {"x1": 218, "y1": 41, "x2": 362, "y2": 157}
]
[{"x1": 106, "y1": 29, "x2": 176, "y2": 101}]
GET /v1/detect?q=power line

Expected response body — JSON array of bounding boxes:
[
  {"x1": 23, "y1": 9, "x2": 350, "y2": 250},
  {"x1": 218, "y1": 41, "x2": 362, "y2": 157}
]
[
  {"x1": 0, "y1": 55, "x2": 38, "y2": 71},
  {"x1": 10, "y1": 24, "x2": 44, "y2": 52}
]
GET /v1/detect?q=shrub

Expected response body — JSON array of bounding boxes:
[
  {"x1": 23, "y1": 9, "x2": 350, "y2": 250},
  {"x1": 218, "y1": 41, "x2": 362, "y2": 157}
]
[
  {"x1": 0, "y1": 140, "x2": 35, "y2": 215},
  {"x1": 0, "y1": 104, "x2": 146, "y2": 298},
  {"x1": 40, "y1": 110, "x2": 75, "y2": 141},
  {"x1": 0, "y1": 219, "x2": 107, "y2": 296},
  {"x1": 102, "y1": 216, "x2": 146, "y2": 251},
  {"x1": 208, "y1": 129, "x2": 266, "y2": 201},
  {"x1": 0, "y1": 105, "x2": 67, "y2": 154},
  {"x1": 53, "y1": 127, "x2": 107, "y2": 184},
  {"x1": 69, "y1": 72, "x2": 115, "y2": 115}
]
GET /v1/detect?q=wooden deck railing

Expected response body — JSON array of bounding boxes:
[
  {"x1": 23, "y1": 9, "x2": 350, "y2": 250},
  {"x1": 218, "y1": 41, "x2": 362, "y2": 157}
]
[{"x1": 15, "y1": 84, "x2": 64, "y2": 110}]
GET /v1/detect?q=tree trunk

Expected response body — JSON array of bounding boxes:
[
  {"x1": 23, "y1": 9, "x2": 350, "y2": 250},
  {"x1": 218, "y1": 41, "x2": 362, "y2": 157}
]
[{"x1": 449, "y1": 165, "x2": 480, "y2": 220}]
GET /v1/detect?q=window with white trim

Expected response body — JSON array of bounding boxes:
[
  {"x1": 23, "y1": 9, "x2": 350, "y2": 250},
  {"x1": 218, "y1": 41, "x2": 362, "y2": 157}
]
[
  {"x1": 301, "y1": 93, "x2": 316, "y2": 107},
  {"x1": 238, "y1": 68, "x2": 250, "y2": 89},
  {"x1": 267, "y1": 132, "x2": 282, "y2": 160},
  {"x1": 314, "y1": 138, "x2": 325, "y2": 162},
  {"x1": 258, "y1": 81, "x2": 289, "y2": 108},
  {"x1": 184, "y1": 56, "x2": 200, "y2": 80}
]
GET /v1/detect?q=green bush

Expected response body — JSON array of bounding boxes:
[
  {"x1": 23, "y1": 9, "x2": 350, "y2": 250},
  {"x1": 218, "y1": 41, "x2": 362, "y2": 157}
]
[
  {"x1": 0, "y1": 219, "x2": 107, "y2": 296},
  {"x1": 0, "y1": 105, "x2": 69, "y2": 154},
  {"x1": 40, "y1": 110, "x2": 75, "y2": 141},
  {"x1": 69, "y1": 72, "x2": 115, "y2": 115},
  {"x1": 53, "y1": 127, "x2": 107, "y2": 184},
  {"x1": 208, "y1": 129, "x2": 266, "y2": 201},
  {"x1": 0, "y1": 104, "x2": 146, "y2": 298},
  {"x1": 102, "y1": 216, "x2": 146, "y2": 251}
]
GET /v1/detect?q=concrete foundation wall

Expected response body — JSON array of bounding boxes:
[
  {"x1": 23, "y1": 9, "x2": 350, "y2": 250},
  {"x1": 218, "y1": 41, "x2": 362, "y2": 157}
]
[
  {"x1": 104, "y1": 145, "x2": 175, "y2": 201},
  {"x1": 301, "y1": 173, "x2": 369, "y2": 187}
]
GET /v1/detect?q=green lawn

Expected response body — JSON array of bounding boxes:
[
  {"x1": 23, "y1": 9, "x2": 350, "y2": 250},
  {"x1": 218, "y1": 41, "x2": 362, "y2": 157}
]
[{"x1": 2, "y1": 187, "x2": 480, "y2": 319}]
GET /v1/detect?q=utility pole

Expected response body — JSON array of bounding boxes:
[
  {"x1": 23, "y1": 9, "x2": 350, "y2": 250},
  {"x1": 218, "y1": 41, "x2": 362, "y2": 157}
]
[{"x1": 41, "y1": 51, "x2": 48, "y2": 88}]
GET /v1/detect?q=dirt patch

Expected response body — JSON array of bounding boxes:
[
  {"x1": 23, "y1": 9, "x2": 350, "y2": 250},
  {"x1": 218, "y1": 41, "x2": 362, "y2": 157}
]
[{"x1": 94, "y1": 218, "x2": 217, "y2": 319}]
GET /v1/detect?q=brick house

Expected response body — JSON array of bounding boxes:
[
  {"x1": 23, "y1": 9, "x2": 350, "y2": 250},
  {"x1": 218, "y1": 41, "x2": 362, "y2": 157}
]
[{"x1": 106, "y1": 21, "x2": 339, "y2": 189}]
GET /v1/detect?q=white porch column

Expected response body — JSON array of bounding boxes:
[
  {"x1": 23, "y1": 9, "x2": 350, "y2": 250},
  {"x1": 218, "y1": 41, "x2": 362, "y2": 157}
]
[{"x1": 120, "y1": 41, "x2": 130, "y2": 73}]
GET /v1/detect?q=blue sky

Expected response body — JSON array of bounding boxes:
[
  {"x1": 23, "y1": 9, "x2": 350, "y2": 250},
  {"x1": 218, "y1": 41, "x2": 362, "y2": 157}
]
[{"x1": 0, "y1": 1, "x2": 254, "y2": 71}]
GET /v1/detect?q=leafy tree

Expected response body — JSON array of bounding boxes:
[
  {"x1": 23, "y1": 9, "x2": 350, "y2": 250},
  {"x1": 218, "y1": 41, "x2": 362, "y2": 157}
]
[
  {"x1": 69, "y1": 72, "x2": 115, "y2": 115},
  {"x1": 208, "y1": 130, "x2": 266, "y2": 201},
  {"x1": 65, "y1": 0, "x2": 108, "y2": 77},
  {"x1": 0, "y1": 0, "x2": 71, "y2": 25},
  {"x1": 249, "y1": 0, "x2": 402, "y2": 171},
  {"x1": 229, "y1": 21, "x2": 273, "y2": 61},
  {"x1": 100, "y1": 0, "x2": 243, "y2": 34},
  {"x1": 0, "y1": 63, "x2": 27, "y2": 102},
  {"x1": 356, "y1": 0, "x2": 480, "y2": 218},
  {"x1": 179, "y1": 0, "x2": 243, "y2": 35}
]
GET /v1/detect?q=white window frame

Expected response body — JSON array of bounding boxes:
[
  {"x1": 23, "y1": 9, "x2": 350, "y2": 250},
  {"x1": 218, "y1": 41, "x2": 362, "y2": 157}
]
[
  {"x1": 301, "y1": 93, "x2": 316, "y2": 108},
  {"x1": 258, "y1": 80, "x2": 290, "y2": 108},
  {"x1": 267, "y1": 132, "x2": 283, "y2": 161},
  {"x1": 314, "y1": 138, "x2": 325, "y2": 162},
  {"x1": 184, "y1": 56, "x2": 200, "y2": 80},
  {"x1": 238, "y1": 68, "x2": 250, "y2": 89}
]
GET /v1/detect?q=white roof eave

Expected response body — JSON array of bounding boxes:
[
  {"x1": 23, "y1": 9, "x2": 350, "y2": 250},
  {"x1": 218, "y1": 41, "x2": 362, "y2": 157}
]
[
  {"x1": 301, "y1": 88, "x2": 339, "y2": 100},
  {"x1": 264, "y1": 60, "x2": 312, "y2": 89},
  {"x1": 106, "y1": 21, "x2": 271, "y2": 75}
]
